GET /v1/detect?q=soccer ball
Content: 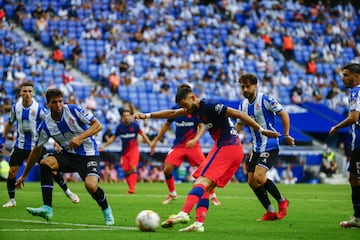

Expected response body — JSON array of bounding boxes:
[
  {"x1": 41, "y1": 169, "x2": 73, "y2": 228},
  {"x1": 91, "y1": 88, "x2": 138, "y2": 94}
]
[{"x1": 136, "y1": 210, "x2": 160, "y2": 232}]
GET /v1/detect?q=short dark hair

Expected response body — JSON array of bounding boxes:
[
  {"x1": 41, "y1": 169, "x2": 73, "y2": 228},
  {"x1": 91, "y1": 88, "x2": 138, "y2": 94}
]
[
  {"x1": 175, "y1": 87, "x2": 193, "y2": 104},
  {"x1": 239, "y1": 73, "x2": 258, "y2": 85},
  {"x1": 21, "y1": 81, "x2": 34, "y2": 89},
  {"x1": 177, "y1": 83, "x2": 192, "y2": 91},
  {"x1": 122, "y1": 109, "x2": 131, "y2": 116},
  {"x1": 342, "y1": 63, "x2": 360, "y2": 74},
  {"x1": 46, "y1": 89, "x2": 63, "y2": 103}
]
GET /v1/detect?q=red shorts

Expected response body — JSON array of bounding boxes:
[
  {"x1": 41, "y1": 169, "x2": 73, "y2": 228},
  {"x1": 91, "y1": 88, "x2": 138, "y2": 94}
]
[
  {"x1": 193, "y1": 144, "x2": 244, "y2": 188},
  {"x1": 121, "y1": 147, "x2": 140, "y2": 171},
  {"x1": 165, "y1": 144, "x2": 205, "y2": 167}
]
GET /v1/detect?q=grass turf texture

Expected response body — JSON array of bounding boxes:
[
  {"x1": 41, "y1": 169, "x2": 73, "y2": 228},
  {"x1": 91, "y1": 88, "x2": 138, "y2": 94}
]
[{"x1": 0, "y1": 182, "x2": 359, "y2": 240}]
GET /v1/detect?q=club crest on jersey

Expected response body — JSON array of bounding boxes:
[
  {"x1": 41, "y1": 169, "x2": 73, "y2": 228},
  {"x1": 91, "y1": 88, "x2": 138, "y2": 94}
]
[
  {"x1": 31, "y1": 110, "x2": 36, "y2": 116},
  {"x1": 256, "y1": 103, "x2": 260, "y2": 110},
  {"x1": 67, "y1": 117, "x2": 75, "y2": 125}
]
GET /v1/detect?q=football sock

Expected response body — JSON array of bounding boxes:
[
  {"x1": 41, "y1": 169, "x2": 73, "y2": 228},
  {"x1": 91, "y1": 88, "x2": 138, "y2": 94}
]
[
  {"x1": 40, "y1": 164, "x2": 54, "y2": 207},
  {"x1": 7, "y1": 177, "x2": 16, "y2": 199},
  {"x1": 53, "y1": 172, "x2": 68, "y2": 192},
  {"x1": 126, "y1": 172, "x2": 138, "y2": 193},
  {"x1": 182, "y1": 183, "x2": 206, "y2": 213},
  {"x1": 165, "y1": 173, "x2": 175, "y2": 193},
  {"x1": 196, "y1": 192, "x2": 209, "y2": 223},
  {"x1": 91, "y1": 187, "x2": 108, "y2": 210},
  {"x1": 351, "y1": 185, "x2": 360, "y2": 218},
  {"x1": 254, "y1": 185, "x2": 274, "y2": 212},
  {"x1": 209, "y1": 188, "x2": 216, "y2": 199},
  {"x1": 264, "y1": 179, "x2": 284, "y2": 202}
]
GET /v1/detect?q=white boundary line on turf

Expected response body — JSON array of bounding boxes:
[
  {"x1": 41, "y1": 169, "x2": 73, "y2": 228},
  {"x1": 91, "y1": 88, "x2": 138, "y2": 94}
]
[
  {"x1": 0, "y1": 218, "x2": 138, "y2": 231},
  {"x1": 0, "y1": 228, "x2": 125, "y2": 232}
]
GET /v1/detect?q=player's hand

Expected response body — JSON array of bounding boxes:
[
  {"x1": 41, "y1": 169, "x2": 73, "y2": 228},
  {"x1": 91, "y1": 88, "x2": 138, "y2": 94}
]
[
  {"x1": 185, "y1": 139, "x2": 197, "y2": 148},
  {"x1": 284, "y1": 135, "x2": 295, "y2": 146},
  {"x1": 133, "y1": 113, "x2": 146, "y2": 120},
  {"x1": 99, "y1": 146, "x2": 105, "y2": 152},
  {"x1": 261, "y1": 129, "x2": 281, "y2": 138},
  {"x1": 70, "y1": 136, "x2": 82, "y2": 149},
  {"x1": 149, "y1": 142, "x2": 156, "y2": 155},
  {"x1": 15, "y1": 176, "x2": 25, "y2": 190}
]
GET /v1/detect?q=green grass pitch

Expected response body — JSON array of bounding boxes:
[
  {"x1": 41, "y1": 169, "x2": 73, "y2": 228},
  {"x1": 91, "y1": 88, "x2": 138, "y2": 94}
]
[{"x1": 0, "y1": 182, "x2": 359, "y2": 240}]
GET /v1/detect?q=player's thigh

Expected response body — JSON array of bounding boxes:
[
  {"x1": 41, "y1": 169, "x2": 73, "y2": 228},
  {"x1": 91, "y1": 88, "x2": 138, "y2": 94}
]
[
  {"x1": 186, "y1": 145, "x2": 205, "y2": 166},
  {"x1": 165, "y1": 148, "x2": 186, "y2": 167},
  {"x1": 255, "y1": 149, "x2": 279, "y2": 171}
]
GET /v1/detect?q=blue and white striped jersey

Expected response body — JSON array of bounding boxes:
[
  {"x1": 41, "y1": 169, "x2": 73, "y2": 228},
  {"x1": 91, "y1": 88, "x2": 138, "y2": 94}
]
[
  {"x1": 9, "y1": 100, "x2": 46, "y2": 150},
  {"x1": 37, "y1": 104, "x2": 99, "y2": 156},
  {"x1": 348, "y1": 85, "x2": 360, "y2": 150},
  {"x1": 239, "y1": 92, "x2": 282, "y2": 152}
]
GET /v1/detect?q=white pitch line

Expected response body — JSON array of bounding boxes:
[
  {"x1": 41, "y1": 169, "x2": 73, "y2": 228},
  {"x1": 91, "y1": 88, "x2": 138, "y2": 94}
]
[
  {"x1": 0, "y1": 228, "x2": 127, "y2": 232},
  {"x1": 0, "y1": 218, "x2": 138, "y2": 231}
]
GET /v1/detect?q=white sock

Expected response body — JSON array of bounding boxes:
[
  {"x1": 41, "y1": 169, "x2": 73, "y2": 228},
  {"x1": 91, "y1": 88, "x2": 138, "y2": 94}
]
[
  {"x1": 194, "y1": 221, "x2": 204, "y2": 227},
  {"x1": 170, "y1": 191, "x2": 177, "y2": 196}
]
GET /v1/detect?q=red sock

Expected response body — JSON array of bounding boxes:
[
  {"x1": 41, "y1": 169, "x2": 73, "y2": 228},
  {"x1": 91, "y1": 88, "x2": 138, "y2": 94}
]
[
  {"x1": 196, "y1": 192, "x2": 209, "y2": 223},
  {"x1": 127, "y1": 173, "x2": 138, "y2": 193},
  {"x1": 165, "y1": 176, "x2": 175, "y2": 193},
  {"x1": 181, "y1": 184, "x2": 206, "y2": 213},
  {"x1": 209, "y1": 188, "x2": 215, "y2": 195}
]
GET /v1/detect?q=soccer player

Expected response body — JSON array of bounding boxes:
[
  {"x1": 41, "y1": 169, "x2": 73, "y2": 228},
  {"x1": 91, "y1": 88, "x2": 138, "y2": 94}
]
[
  {"x1": 3, "y1": 82, "x2": 79, "y2": 208},
  {"x1": 100, "y1": 109, "x2": 152, "y2": 194},
  {"x1": 151, "y1": 85, "x2": 220, "y2": 206},
  {"x1": 238, "y1": 73, "x2": 295, "y2": 221},
  {"x1": 15, "y1": 89, "x2": 114, "y2": 225},
  {"x1": 134, "y1": 86, "x2": 280, "y2": 232},
  {"x1": 329, "y1": 63, "x2": 360, "y2": 228}
]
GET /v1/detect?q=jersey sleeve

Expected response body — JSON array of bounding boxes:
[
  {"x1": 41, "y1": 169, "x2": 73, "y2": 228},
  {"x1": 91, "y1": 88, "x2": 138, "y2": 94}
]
[
  {"x1": 9, "y1": 105, "x2": 16, "y2": 123},
  {"x1": 37, "y1": 123, "x2": 50, "y2": 146},
  {"x1": 263, "y1": 95, "x2": 283, "y2": 113},
  {"x1": 351, "y1": 88, "x2": 360, "y2": 112},
  {"x1": 69, "y1": 104, "x2": 94, "y2": 124}
]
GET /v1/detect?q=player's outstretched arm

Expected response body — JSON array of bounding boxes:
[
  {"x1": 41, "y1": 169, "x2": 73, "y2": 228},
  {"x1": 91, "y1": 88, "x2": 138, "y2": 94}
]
[
  {"x1": 134, "y1": 108, "x2": 187, "y2": 120},
  {"x1": 226, "y1": 107, "x2": 280, "y2": 138}
]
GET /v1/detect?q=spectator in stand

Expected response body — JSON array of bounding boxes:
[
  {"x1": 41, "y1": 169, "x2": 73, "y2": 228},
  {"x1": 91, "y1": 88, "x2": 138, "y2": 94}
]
[
  {"x1": 108, "y1": 70, "x2": 121, "y2": 96},
  {"x1": 0, "y1": 7, "x2": 5, "y2": 21},
  {"x1": 68, "y1": 5, "x2": 79, "y2": 20},
  {"x1": 57, "y1": 5, "x2": 68, "y2": 20},
  {"x1": 22, "y1": 39, "x2": 35, "y2": 56},
  {"x1": 306, "y1": 57, "x2": 317, "y2": 75},
  {"x1": 34, "y1": 14, "x2": 48, "y2": 41},
  {"x1": 281, "y1": 165, "x2": 297, "y2": 184},
  {"x1": 14, "y1": 2, "x2": 27, "y2": 25},
  {"x1": 62, "y1": 67, "x2": 75, "y2": 84},
  {"x1": 32, "y1": 3, "x2": 44, "y2": 19},
  {"x1": 84, "y1": 91, "x2": 97, "y2": 112},
  {"x1": 282, "y1": 34, "x2": 294, "y2": 61},
  {"x1": 101, "y1": 162, "x2": 119, "y2": 183},
  {"x1": 139, "y1": 163, "x2": 151, "y2": 183},
  {"x1": 31, "y1": 60, "x2": 44, "y2": 77},
  {"x1": 266, "y1": 167, "x2": 281, "y2": 183},
  {"x1": 71, "y1": 41, "x2": 82, "y2": 67},
  {"x1": 45, "y1": 3, "x2": 57, "y2": 20},
  {"x1": 51, "y1": 46, "x2": 66, "y2": 68},
  {"x1": 319, "y1": 147, "x2": 337, "y2": 179},
  {"x1": 90, "y1": 26, "x2": 103, "y2": 40}
]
